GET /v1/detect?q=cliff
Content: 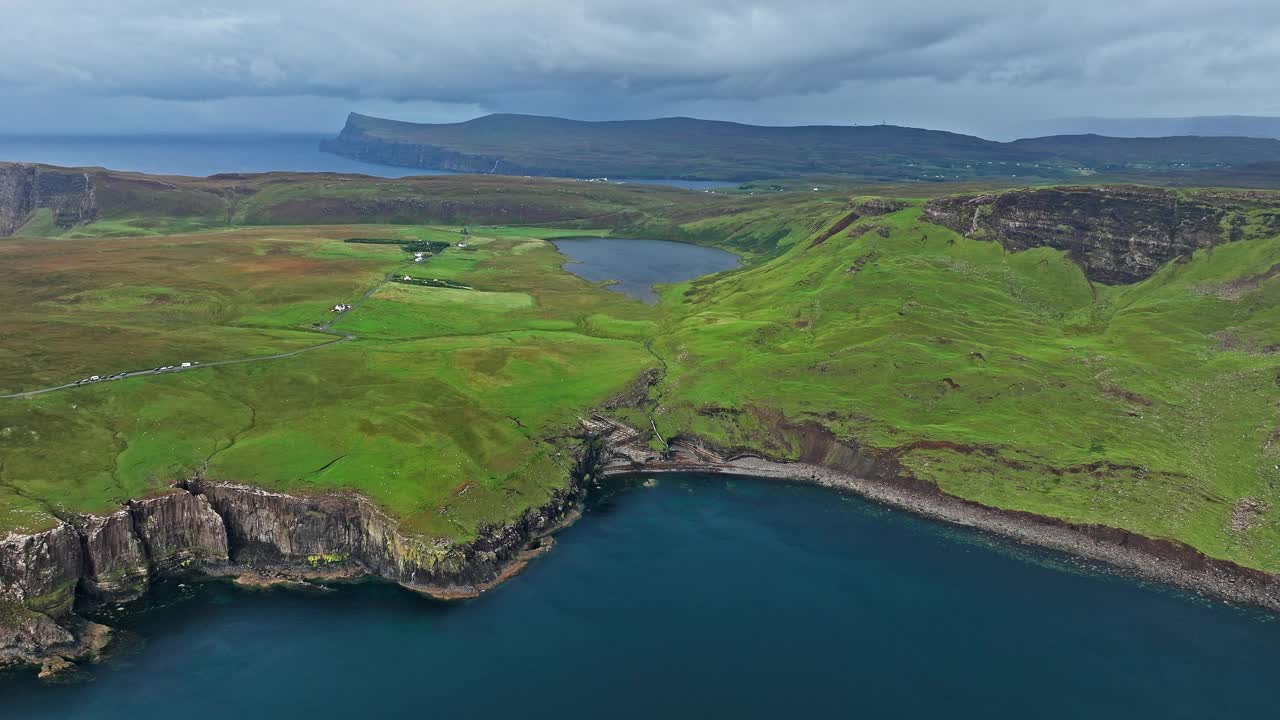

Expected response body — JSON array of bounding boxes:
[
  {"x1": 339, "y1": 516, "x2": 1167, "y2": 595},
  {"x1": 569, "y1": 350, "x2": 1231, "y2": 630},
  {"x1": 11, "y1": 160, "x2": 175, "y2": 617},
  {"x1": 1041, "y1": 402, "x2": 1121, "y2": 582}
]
[
  {"x1": 8, "y1": 414, "x2": 1280, "y2": 676},
  {"x1": 0, "y1": 163, "x2": 98, "y2": 236},
  {"x1": 320, "y1": 117, "x2": 521, "y2": 176},
  {"x1": 0, "y1": 479, "x2": 579, "y2": 675},
  {"x1": 924, "y1": 186, "x2": 1237, "y2": 283}
]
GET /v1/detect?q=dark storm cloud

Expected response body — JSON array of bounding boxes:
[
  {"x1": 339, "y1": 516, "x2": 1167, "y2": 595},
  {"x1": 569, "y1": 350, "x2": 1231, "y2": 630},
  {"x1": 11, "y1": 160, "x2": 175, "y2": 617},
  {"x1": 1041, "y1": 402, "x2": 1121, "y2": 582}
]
[{"x1": 1, "y1": 0, "x2": 1279, "y2": 133}]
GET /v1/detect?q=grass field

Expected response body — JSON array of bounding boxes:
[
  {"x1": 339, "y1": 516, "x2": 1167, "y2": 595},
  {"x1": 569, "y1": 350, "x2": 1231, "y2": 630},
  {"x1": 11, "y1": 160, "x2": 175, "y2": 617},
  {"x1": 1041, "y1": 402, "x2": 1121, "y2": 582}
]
[
  {"x1": 649, "y1": 202, "x2": 1280, "y2": 571},
  {"x1": 0, "y1": 224, "x2": 658, "y2": 539},
  {"x1": 3, "y1": 178, "x2": 1280, "y2": 577}
]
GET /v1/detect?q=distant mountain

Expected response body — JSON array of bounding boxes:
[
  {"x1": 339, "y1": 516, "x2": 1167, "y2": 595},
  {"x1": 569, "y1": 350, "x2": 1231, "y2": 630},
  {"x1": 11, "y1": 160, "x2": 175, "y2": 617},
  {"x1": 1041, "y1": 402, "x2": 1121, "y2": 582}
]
[
  {"x1": 1008, "y1": 134, "x2": 1280, "y2": 168},
  {"x1": 1019, "y1": 116, "x2": 1280, "y2": 140},
  {"x1": 321, "y1": 112, "x2": 1280, "y2": 182}
]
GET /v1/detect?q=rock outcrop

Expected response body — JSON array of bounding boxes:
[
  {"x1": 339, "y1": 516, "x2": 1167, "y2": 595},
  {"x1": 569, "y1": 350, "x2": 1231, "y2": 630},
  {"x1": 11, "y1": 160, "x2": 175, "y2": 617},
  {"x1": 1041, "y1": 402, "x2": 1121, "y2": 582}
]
[
  {"x1": 923, "y1": 186, "x2": 1238, "y2": 283},
  {"x1": 0, "y1": 163, "x2": 98, "y2": 236},
  {"x1": 0, "y1": 478, "x2": 581, "y2": 674}
]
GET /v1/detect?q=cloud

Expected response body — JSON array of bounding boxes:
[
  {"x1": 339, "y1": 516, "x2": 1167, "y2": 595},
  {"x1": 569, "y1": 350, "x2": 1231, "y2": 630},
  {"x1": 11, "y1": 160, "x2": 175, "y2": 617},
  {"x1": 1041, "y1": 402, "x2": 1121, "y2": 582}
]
[{"x1": 1, "y1": 0, "x2": 1279, "y2": 133}]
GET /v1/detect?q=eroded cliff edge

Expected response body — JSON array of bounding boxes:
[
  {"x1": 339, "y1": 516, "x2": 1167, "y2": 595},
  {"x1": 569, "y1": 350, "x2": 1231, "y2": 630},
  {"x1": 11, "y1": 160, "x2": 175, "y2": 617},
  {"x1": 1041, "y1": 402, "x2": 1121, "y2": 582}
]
[
  {"x1": 0, "y1": 476, "x2": 581, "y2": 676},
  {"x1": 0, "y1": 163, "x2": 98, "y2": 236},
  {"x1": 319, "y1": 114, "x2": 521, "y2": 176},
  {"x1": 922, "y1": 186, "x2": 1280, "y2": 283}
]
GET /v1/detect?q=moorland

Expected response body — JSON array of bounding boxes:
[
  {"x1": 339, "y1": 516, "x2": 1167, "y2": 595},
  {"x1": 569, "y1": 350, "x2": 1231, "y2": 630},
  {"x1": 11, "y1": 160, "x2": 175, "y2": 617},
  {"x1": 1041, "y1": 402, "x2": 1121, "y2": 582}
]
[{"x1": 4, "y1": 161, "x2": 1280, "y2": 669}]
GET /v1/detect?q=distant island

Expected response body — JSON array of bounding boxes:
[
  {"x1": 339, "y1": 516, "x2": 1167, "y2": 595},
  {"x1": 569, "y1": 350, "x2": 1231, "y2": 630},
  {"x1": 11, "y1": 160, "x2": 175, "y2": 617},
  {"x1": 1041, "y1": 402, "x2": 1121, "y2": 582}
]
[{"x1": 321, "y1": 112, "x2": 1280, "y2": 182}]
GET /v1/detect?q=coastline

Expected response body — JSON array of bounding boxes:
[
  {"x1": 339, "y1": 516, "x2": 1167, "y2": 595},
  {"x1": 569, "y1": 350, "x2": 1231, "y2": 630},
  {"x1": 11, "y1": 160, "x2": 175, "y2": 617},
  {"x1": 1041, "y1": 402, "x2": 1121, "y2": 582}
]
[
  {"x1": 585, "y1": 417, "x2": 1280, "y2": 613},
  {"x1": 0, "y1": 473, "x2": 589, "y2": 677},
  {"x1": 5, "y1": 416, "x2": 1280, "y2": 678}
]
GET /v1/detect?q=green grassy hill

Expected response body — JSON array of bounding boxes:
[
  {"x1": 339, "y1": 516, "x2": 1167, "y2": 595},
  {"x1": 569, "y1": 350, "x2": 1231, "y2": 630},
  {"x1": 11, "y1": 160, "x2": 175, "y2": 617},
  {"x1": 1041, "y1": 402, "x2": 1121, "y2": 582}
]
[
  {"x1": 2, "y1": 169, "x2": 1279, "y2": 577},
  {"x1": 0, "y1": 224, "x2": 660, "y2": 538},
  {"x1": 649, "y1": 199, "x2": 1280, "y2": 571}
]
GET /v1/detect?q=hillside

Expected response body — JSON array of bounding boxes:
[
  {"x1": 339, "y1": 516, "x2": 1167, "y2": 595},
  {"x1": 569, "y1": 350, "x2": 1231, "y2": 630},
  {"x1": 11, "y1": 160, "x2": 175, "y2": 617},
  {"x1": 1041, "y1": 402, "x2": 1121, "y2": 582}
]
[
  {"x1": 5, "y1": 167, "x2": 1280, "y2": 668},
  {"x1": 1008, "y1": 134, "x2": 1280, "y2": 170},
  {"x1": 648, "y1": 189, "x2": 1280, "y2": 576},
  {"x1": 0, "y1": 162, "x2": 724, "y2": 240},
  {"x1": 1023, "y1": 115, "x2": 1280, "y2": 140},
  {"x1": 320, "y1": 112, "x2": 1280, "y2": 182}
]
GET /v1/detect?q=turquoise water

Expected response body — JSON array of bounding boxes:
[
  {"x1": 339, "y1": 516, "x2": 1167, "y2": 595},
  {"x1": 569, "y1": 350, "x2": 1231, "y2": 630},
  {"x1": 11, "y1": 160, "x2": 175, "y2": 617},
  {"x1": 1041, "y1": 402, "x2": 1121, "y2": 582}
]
[
  {"x1": 553, "y1": 237, "x2": 740, "y2": 302},
  {"x1": 3, "y1": 475, "x2": 1278, "y2": 718}
]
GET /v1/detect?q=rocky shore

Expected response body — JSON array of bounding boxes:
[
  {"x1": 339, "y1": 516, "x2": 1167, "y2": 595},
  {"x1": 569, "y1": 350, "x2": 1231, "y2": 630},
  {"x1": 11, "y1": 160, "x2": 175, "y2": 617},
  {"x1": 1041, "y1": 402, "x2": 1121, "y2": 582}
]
[
  {"x1": 583, "y1": 416, "x2": 1280, "y2": 612},
  {"x1": 6, "y1": 416, "x2": 1280, "y2": 677}
]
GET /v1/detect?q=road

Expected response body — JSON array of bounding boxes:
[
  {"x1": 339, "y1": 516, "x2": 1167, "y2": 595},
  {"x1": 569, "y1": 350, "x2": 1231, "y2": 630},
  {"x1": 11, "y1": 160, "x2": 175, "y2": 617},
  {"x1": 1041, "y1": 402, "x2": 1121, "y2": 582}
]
[{"x1": 1, "y1": 264, "x2": 408, "y2": 401}]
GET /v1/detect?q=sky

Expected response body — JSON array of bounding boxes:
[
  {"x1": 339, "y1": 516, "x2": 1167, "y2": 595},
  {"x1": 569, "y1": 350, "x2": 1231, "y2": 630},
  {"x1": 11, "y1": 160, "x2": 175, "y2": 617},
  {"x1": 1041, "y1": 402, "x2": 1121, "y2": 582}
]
[{"x1": 2, "y1": 0, "x2": 1278, "y2": 139}]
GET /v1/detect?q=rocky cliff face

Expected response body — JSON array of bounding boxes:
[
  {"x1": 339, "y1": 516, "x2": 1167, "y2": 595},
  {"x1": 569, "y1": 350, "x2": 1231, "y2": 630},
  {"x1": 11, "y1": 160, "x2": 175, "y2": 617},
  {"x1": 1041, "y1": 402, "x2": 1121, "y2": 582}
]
[
  {"x1": 77, "y1": 510, "x2": 151, "y2": 604},
  {"x1": 0, "y1": 479, "x2": 579, "y2": 674},
  {"x1": 0, "y1": 163, "x2": 98, "y2": 236},
  {"x1": 922, "y1": 186, "x2": 1243, "y2": 283},
  {"x1": 192, "y1": 480, "x2": 575, "y2": 588},
  {"x1": 320, "y1": 123, "x2": 513, "y2": 175}
]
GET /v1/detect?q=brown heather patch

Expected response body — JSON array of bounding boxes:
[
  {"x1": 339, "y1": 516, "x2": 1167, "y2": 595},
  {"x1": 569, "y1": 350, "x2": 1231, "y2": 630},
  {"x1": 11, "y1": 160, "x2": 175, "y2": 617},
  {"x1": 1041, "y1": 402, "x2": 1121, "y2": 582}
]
[
  {"x1": 1102, "y1": 383, "x2": 1154, "y2": 407},
  {"x1": 230, "y1": 254, "x2": 334, "y2": 275}
]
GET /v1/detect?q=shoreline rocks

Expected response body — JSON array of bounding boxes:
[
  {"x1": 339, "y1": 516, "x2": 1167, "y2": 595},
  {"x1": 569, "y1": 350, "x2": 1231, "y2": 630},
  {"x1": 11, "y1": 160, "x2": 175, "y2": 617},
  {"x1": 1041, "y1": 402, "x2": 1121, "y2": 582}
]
[
  {"x1": 5, "y1": 416, "x2": 1280, "y2": 677},
  {"x1": 584, "y1": 416, "x2": 1280, "y2": 612}
]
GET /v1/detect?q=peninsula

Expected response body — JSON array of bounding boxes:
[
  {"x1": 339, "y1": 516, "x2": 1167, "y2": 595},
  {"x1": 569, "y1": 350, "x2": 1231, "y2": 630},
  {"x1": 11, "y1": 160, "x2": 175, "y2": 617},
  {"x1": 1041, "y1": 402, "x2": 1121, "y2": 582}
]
[{"x1": 320, "y1": 112, "x2": 1280, "y2": 182}]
